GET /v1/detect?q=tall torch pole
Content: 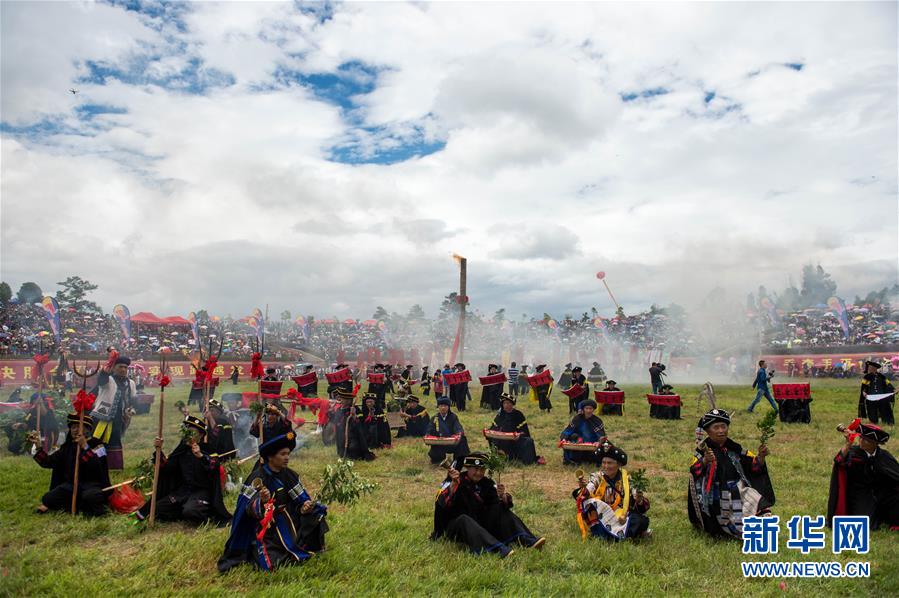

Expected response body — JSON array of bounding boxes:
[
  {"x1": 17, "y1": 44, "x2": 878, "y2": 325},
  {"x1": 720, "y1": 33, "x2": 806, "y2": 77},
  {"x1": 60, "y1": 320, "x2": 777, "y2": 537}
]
[{"x1": 458, "y1": 256, "x2": 467, "y2": 362}]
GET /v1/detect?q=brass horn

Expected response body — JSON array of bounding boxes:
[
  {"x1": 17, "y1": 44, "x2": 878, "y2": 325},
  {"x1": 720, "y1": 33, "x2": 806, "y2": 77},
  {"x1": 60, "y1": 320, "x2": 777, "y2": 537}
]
[{"x1": 575, "y1": 468, "x2": 585, "y2": 481}]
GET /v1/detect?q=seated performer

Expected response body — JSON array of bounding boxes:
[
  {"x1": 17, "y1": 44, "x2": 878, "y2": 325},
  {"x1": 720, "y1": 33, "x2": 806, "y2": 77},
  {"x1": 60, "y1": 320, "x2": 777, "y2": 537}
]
[
  {"x1": 397, "y1": 395, "x2": 429, "y2": 437},
  {"x1": 218, "y1": 431, "x2": 328, "y2": 573},
  {"x1": 688, "y1": 409, "x2": 775, "y2": 539},
  {"x1": 572, "y1": 442, "x2": 650, "y2": 540},
  {"x1": 205, "y1": 399, "x2": 236, "y2": 460},
  {"x1": 431, "y1": 452, "x2": 546, "y2": 557},
  {"x1": 827, "y1": 422, "x2": 899, "y2": 530},
  {"x1": 29, "y1": 413, "x2": 110, "y2": 516},
  {"x1": 560, "y1": 399, "x2": 607, "y2": 466},
  {"x1": 487, "y1": 394, "x2": 542, "y2": 465},
  {"x1": 650, "y1": 384, "x2": 681, "y2": 420},
  {"x1": 333, "y1": 388, "x2": 375, "y2": 461},
  {"x1": 136, "y1": 416, "x2": 231, "y2": 525},
  {"x1": 859, "y1": 361, "x2": 895, "y2": 425},
  {"x1": 250, "y1": 403, "x2": 293, "y2": 441},
  {"x1": 600, "y1": 380, "x2": 623, "y2": 416},
  {"x1": 426, "y1": 397, "x2": 470, "y2": 465},
  {"x1": 360, "y1": 393, "x2": 392, "y2": 449},
  {"x1": 567, "y1": 366, "x2": 589, "y2": 414}
]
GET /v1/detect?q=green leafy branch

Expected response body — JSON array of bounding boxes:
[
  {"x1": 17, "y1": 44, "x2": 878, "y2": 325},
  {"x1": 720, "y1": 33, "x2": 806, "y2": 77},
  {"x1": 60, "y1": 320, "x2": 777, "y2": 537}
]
[{"x1": 316, "y1": 459, "x2": 377, "y2": 507}]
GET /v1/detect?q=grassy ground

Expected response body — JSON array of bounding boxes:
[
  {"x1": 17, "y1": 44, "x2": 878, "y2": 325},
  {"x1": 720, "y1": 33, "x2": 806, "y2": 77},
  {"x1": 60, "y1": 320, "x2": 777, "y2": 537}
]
[{"x1": 0, "y1": 379, "x2": 896, "y2": 597}]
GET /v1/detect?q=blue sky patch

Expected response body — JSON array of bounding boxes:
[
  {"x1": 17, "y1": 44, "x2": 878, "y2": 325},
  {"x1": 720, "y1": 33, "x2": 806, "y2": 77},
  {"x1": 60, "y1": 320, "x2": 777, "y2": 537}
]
[
  {"x1": 274, "y1": 60, "x2": 380, "y2": 113},
  {"x1": 784, "y1": 62, "x2": 804, "y2": 71},
  {"x1": 328, "y1": 124, "x2": 446, "y2": 165},
  {"x1": 620, "y1": 87, "x2": 669, "y2": 102}
]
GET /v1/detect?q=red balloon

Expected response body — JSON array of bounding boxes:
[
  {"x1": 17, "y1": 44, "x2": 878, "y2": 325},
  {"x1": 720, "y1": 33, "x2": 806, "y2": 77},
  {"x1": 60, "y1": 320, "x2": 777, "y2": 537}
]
[{"x1": 596, "y1": 271, "x2": 605, "y2": 280}]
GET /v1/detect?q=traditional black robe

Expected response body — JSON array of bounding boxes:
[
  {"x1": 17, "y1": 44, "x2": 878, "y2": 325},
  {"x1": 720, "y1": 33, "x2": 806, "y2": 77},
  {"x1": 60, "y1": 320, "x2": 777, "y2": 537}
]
[
  {"x1": 333, "y1": 406, "x2": 375, "y2": 461},
  {"x1": 489, "y1": 409, "x2": 538, "y2": 464},
  {"x1": 34, "y1": 434, "x2": 111, "y2": 516},
  {"x1": 137, "y1": 440, "x2": 231, "y2": 525},
  {"x1": 360, "y1": 404, "x2": 392, "y2": 448},
  {"x1": 600, "y1": 386, "x2": 623, "y2": 416},
  {"x1": 449, "y1": 380, "x2": 468, "y2": 412},
  {"x1": 567, "y1": 375, "x2": 589, "y2": 414},
  {"x1": 431, "y1": 472, "x2": 539, "y2": 556},
  {"x1": 479, "y1": 379, "x2": 503, "y2": 411},
  {"x1": 367, "y1": 381, "x2": 387, "y2": 411},
  {"x1": 535, "y1": 374, "x2": 553, "y2": 412},
  {"x1": 560, "y1": 414, "x2": 606, "y2": 465},
  {"x1": 426, "y1": 412, "x2": 470, "y2": 464},
  {"x1": 218, "y1": 463, "x2": 328, "y2": 572},
  {"x1": 587, "y1": 365, "x2": 606, "y2": 384},
  {"x1": 858, "y1": 373, "x2": 895, "y2": 425},
  {"x1": 559, "y1": 368, "x2": 573, "y2": 389},
  {"x1": 649, "y1": 392, "x2": 681, "y2": 420},
  {"x1": 208, "y1": 413, "x2": 236, "y2": 460},
  {"x1": 397, "y1": 404, "x2": 429, "y2": 437},
  {"x1": 250, "y1": 417, "x2": 293, "y2": 441},
  {"x1": 827, "y1": 446, "x2": 899, "y2": 530},
  {"x1": 687, "y1": 438, "x2": 775, "y2": 539}
]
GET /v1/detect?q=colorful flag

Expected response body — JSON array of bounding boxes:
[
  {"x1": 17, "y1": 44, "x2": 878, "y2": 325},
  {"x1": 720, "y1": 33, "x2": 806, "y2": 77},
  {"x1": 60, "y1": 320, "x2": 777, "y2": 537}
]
[
  {"x1": 827, "y1": 296, "x2": 850, "y2": 339},
  {"x1": 41, "y1": 296, "x2": 61, "y2": 343},
  {"x1": 251, "y1": 308, "x2": 265, "y2": 345},
  {"x1": 112, "y1": 304, "x2": 131, "y2": 340},
  {"x1": 187, "y1": 311, "x2": 199, "y2": 347}
]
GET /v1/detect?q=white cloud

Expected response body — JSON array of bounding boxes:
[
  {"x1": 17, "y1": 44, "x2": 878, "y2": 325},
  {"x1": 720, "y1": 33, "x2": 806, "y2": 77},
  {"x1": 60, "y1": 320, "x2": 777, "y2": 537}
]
[{"x1": 1, "y1": 1, "x2": 896, "y2": 319}]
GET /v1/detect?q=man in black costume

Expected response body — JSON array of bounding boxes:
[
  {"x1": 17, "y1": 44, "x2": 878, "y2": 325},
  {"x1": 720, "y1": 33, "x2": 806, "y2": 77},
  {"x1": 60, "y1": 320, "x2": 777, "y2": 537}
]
[
  {"x1": 431, "y1": 452, "x2": 545, "y2": 557},
  {"x1": 587, "y1": 361, "x2": 606, "y2": 385},
  {"x1": 487, "y1": 394, "x2": 541, "y2": 465},
  {"x1": 205, "y1": 399, "x2": 236, "y2": 460},
  {"x1": 251, "y1": 403, "x2": 293, "y2": 441},
  {"x1": 30, "y1": 413, "x2": 110, "y2": 516},
  {"x1": 858, "y1": 360, "x2": 895, "y2": 425},
  {"x1": 827, "y1": 422, "x2": 899, "y2": 530},
  {"x1": 479, "y1": 364, "x2": 503, "y2": 411},
  {"x1": 560, "y1": 399, "x2": 607, "y2": 466},
  {"x1": 566, "y1": 366, "x2": 590, "y2": 414},
  {"x1": 534, "y1": 364, "x2": 553, "y2": 413},
  {"x1": 136, "y1": 415, "x2": 231, "y2": 525},
  {"x1": 599, "y1": 380, "x2": 623, "y2": 416},
  {"x1": 688, "y1": 408, "x2": 775, "y2": 539},
  {"x1": 448, "y1": 363, "x2": 469, "y2": 412},
  {"x1": 426, "y1": 397, "x2": 470, "y2": 464},
  {"x1": 367, "y1": 363, "x2": 388, "y2": 410},
  {"x1": 218, "y1": 431, "x2": 328, "y2": 572},
  {"x1": 359, "y1": 393, "x2": 392, "y2": 449},
  {"x1": 333, "y1": 388, "x2": 375, "y2": 461},
  {"x1": 397, "y1": 395, "x2": 429, "y2": 437}
]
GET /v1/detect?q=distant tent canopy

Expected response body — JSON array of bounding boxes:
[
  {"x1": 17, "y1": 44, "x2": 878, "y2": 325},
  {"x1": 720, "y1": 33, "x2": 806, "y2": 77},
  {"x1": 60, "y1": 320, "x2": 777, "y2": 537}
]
[{"x1": 130, "y1": 312, "x2": 191, "y2": 326}]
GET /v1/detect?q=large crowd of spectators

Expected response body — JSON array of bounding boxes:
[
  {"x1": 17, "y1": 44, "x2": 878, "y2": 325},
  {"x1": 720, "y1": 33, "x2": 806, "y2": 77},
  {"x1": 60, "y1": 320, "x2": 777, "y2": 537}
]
[{"x1": 1, "y1": 298, "x2": 896, "y2": 364}]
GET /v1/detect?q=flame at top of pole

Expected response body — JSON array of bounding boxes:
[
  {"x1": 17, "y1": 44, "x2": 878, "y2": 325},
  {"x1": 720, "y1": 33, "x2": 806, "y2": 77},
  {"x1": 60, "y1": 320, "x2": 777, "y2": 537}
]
[{"x1": 452, "y1": 253, "x2": 466, "y2": 264}]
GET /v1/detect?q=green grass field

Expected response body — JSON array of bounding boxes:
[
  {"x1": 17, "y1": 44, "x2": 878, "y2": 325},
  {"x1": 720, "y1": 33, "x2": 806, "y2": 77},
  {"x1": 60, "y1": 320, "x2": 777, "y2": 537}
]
[{"x1": 1, "y1": 379, "x2": 896, "y2": 597}]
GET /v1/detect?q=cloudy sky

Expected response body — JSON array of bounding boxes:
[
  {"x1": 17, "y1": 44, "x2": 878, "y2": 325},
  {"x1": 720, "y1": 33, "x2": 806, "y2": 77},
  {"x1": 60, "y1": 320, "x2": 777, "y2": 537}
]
[{"x1": 1, "y1": 1, "x2": 896, "y2": 320}]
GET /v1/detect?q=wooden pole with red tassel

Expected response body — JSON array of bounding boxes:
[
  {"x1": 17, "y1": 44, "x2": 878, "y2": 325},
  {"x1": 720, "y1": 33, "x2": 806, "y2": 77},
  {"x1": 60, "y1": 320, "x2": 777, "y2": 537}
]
[
  {"x1": 71, "y1": 361, "x2": 99, "y2": 515},
  {"x1": 148, "y1": 355, "x2": 169, "y2": 526}
]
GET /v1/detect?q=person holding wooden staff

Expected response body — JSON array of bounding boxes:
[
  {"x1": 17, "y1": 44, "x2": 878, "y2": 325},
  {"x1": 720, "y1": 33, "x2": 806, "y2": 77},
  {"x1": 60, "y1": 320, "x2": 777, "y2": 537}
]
[
  {"x1": 135, "y1": 416, "x2": 230, "y2": 526},
  {"x1": 27, "y1": 413, "x2": 110, "y2": 516}
]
